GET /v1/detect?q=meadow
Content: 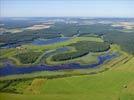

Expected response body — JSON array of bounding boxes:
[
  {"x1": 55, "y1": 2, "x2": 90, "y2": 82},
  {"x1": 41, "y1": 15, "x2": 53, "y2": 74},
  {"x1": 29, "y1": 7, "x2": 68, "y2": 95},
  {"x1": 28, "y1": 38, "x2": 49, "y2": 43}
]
[
  {"x1": 0, "y1": 53, "x2": 134, "y2": 100},
  {"x1": 0, "y1": 18, "x2": 134, "y2": 100}
]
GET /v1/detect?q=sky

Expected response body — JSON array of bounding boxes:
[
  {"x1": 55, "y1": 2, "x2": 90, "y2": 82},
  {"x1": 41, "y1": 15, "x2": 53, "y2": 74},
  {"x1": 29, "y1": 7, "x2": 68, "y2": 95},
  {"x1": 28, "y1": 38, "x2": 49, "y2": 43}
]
[{"x1": 0, "y1": 0, "x2": 134, "y2": 17}]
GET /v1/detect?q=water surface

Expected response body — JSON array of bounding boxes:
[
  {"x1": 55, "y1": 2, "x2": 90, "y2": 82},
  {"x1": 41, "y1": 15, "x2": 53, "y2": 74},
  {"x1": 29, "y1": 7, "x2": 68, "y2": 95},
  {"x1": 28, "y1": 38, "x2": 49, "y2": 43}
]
[
  {"x1": 32, "y1": 37, "x2": 70, "y2": 45},
  {"x1": 0, "y1": 53, "x2": 117, "y2": 76}
]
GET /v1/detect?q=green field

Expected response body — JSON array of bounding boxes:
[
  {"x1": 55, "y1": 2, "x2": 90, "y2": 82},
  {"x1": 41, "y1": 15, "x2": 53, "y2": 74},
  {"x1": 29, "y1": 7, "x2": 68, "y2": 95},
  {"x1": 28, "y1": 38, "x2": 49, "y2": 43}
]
[
  {"x1": 0, "y1": 39, "x2": 134, "y2": 100},
  {"x1": 0, "y1": 28, "x2": 134, "y2": 100},
  {"x1": 0, "y1": 55, "x2": 134, "y2": 100}
]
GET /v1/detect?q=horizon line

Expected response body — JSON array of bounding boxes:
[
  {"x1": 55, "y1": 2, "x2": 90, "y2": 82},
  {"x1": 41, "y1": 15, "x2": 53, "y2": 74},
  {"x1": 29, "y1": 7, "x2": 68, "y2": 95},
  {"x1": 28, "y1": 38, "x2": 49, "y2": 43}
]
[{"x1": 1, "y1": 16, "x2": 134, "y2": 18}]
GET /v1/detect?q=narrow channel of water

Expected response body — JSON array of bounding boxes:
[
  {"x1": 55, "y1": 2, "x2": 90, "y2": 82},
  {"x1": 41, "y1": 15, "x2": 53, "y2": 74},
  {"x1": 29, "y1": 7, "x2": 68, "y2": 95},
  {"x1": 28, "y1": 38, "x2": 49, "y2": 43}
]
[{"x1": 0, "y1": 53, "x2": 117, "y2": 76}]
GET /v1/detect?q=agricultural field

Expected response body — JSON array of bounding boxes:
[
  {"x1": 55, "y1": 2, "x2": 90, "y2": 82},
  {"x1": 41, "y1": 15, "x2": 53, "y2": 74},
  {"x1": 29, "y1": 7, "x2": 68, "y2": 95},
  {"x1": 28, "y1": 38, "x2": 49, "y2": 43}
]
[{"x1": 0, "y1": 17, "x2": 134, "y2": 100}]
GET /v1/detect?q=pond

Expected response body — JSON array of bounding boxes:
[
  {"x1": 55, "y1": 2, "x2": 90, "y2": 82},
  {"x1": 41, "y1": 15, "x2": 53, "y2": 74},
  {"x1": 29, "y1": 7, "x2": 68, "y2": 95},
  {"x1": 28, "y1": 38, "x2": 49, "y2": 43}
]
[
  {"x1": 32, "y1": 37, "x2": 70, "y2": 45},
  {"x1": 0, "y1": 53, "x2": 117, "y2": 76},
  {"x1": 0, "y1": 37, "x2": 70, "y2": 48}
]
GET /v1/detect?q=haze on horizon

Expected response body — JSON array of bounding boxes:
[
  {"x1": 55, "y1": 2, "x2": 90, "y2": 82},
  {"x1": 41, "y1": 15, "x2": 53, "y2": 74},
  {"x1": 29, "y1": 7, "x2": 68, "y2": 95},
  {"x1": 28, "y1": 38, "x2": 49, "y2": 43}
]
[{"x1": 0, "y1": 0, "x2": 134, "y2": 18}]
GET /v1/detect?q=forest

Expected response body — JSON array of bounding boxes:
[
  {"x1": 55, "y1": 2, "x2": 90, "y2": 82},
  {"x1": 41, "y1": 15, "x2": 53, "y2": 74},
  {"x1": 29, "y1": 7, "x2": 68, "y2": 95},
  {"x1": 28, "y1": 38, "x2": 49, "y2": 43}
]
[{"x1": 52, "y1": 41, "x2": 110, "y2": 61}]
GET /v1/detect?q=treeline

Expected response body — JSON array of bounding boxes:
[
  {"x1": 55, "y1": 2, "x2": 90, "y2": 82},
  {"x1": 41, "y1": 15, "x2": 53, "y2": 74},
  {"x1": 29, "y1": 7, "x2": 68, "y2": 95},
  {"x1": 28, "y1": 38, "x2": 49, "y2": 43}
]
[
  {"x1": 52, "y1": 41, "x2": 110, "y2": 61},
  {"x1": 104, "y1": 31, "x2": 134, "y2": 54},
  {"x1": 0, "y1": 23, "x2": 120, "y2": 48},
  {"x1": 0, "y1": 30, "x2": 61, "y2": 48},
  {"x1": 15, "y1": 52, "x2": 42, "y2": 64},
  {"x1": 43, "y1": 23, "x2": 118, "y2": 37}
]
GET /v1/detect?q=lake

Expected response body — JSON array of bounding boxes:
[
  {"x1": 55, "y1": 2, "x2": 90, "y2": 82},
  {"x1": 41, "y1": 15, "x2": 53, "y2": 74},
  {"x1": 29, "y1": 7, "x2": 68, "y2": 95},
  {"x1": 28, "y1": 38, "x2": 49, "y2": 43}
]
[{"x1": 32, "y1": 37, "x2": 70, "y2": 45}]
